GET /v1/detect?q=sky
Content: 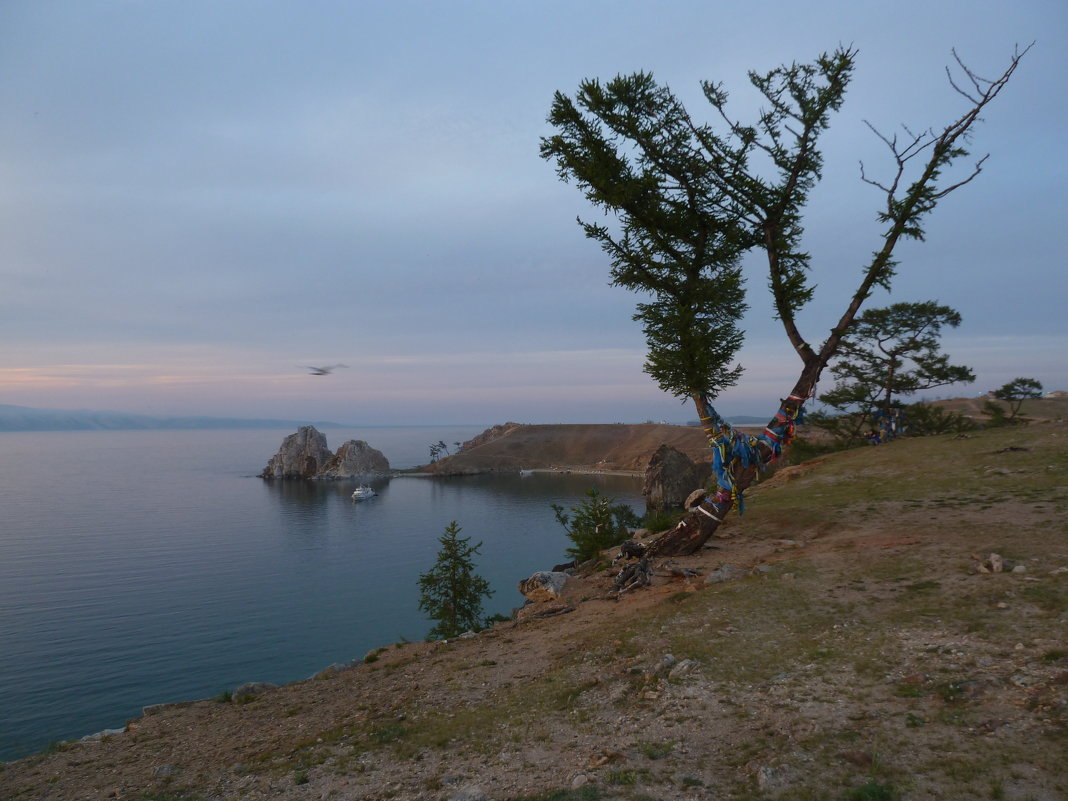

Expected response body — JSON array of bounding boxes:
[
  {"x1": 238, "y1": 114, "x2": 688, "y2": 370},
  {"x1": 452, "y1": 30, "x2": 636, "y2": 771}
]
[{"x1": 1, "y1": 1, "x2": 1064, "y2": 425}]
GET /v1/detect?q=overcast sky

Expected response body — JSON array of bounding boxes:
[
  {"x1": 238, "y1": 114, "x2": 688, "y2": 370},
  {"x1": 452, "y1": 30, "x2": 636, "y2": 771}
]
[{"x1": 1, "y1": 1, "x2": 1064, "y2": 425}]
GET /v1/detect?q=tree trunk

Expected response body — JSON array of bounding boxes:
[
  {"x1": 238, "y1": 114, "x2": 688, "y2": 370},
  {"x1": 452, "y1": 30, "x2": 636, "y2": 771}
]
[{"x1": 647, "y1": 388, "x2": 809, "y2": 557}]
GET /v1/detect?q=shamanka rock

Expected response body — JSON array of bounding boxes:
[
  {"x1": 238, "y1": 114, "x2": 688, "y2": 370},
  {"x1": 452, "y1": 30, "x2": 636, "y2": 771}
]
[
  {"x1": 259, "y1": 426, "x2": 333, "y2": 479},
  {"x1": 260, "y1": 426, "x2": 390, "y2": 480},
  {"x1": 318, "y1": 439, "x2": 390, "y2": 479}
]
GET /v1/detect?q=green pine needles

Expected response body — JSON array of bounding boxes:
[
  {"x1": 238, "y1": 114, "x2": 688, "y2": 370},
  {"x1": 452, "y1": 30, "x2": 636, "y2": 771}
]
[
  {"x1": 552, "y1": 489, "x2": 641, "y2": 563},
  {"x1": 418, "y1": 521, "x2": 494, "y2": 640}
]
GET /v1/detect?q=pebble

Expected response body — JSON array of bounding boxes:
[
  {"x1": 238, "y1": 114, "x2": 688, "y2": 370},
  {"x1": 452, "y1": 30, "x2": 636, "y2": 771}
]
[{"x1": 448, "y1": 787, "x2": 487, "y2": 801}]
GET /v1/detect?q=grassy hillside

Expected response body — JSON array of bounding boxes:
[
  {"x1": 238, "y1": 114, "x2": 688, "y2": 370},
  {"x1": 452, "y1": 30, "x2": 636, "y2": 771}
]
[{"x1": 2, "y1": 421, "x2": 1066, "y2": 800}]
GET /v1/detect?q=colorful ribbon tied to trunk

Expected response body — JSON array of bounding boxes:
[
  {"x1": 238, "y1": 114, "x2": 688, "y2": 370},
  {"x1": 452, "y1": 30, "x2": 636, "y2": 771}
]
[{"x1": 698, "y1": 395, "x2": 804, "y2": 516}]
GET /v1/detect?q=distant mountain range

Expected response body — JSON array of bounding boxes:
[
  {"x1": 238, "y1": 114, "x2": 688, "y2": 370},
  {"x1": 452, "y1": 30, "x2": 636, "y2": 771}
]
[{"x1": 0, "y1": 404, "x2": 346, "y2": 432}]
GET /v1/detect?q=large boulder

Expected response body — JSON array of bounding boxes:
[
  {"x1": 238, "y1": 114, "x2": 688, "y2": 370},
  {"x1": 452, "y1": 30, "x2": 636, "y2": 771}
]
[
  {"x1": 317, "y1": 440, "x2": 390, "y2": 479},
  {"x1": 518, "y1": 571, "x2": 569, "y2": 602},
  {"x1": 259, "y1": 426, "x2": 333, "y2": 479},
  {"x1": 643, "y1": 444, "x2": 709, "y2": 511}
]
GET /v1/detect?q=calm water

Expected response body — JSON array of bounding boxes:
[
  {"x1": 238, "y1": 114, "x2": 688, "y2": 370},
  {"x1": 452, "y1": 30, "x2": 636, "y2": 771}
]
[{"x1": 0, "y1": 427, "x2": 643, "y2": 762}]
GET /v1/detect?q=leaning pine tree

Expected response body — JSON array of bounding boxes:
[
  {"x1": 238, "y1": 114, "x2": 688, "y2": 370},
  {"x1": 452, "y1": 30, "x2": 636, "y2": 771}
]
[{"x1": 541, "y1": 45, "x2": 1028, "y2": 556}]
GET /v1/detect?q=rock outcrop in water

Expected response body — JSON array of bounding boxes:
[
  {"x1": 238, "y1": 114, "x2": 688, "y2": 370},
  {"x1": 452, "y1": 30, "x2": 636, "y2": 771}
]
[
  {"x1": 259, "y1": 426, "x2": 390, "y2": 479},
  {"x1": 318, "y1": 439, "x2": 390, "y2": 479}
]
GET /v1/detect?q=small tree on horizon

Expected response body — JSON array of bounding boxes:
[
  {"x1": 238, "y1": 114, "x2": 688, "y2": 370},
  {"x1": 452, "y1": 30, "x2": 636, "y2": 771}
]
[
  {"x1": 418, "y1": 521, "x2": 493, "y2": 639},
  {"x1": 989, "y1": 377, "x2": 1044, "y2": 423},
  {"x1": 816, "y1": 301, "x2": 975, "y2": 441}
]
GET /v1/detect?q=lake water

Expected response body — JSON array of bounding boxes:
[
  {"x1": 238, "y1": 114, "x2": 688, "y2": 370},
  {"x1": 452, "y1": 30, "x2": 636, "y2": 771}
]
[{"x1": 0, "y1": 427, "x2": 644, "y2": 762}]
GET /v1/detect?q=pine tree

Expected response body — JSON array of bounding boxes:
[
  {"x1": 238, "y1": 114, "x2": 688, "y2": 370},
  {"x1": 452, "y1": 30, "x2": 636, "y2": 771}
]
[
  {"x1": 551, "y1": 489, "x2": 641, "y2": 563},
  {"x1": 990, "y1": 377, "x2": 1044, "y2": 423},
  {"x1": 418, "y1": 521, "x2": 493, "y2": 640},
  {"x1": 816, "y1": 301, "x2": 975, "y2": 442}
]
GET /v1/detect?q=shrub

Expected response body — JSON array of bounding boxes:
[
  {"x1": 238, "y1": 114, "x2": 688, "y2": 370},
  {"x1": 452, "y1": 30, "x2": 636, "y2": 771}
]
[
  {"x1": 551, "y1": 489, "x2": 640, "y2": 562},
  {"x1": 905, "y1": 402, "x2": 977, "y2": 436}
]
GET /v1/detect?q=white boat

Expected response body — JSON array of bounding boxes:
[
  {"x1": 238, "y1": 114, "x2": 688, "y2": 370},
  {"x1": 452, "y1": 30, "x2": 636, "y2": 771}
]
[{"x1": 351, "y1": 485, "x2": 377, "y2": 501}]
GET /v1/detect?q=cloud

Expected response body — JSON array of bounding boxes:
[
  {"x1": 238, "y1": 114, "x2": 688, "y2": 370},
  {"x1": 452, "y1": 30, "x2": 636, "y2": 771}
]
[{"x1": 0, "y1": 1, "x2": 1063, "y2": 423}]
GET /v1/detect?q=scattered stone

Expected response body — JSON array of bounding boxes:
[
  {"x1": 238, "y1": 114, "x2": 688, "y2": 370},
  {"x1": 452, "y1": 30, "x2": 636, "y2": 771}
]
[
  {"x1": 142, "y1": 700, "x2": 196, "y2": 717},
  {"x1": 975, "y1": 552, "x2": 1006, "y2": 574},
  {"x1": 588, "y1": 750, "x2": 628, "y2": 767},
  {"x1": 668, "y1": 659, "x2": 700, "y2": 680},
  {"x1": 79, "y1": 727, "x2": 125, "y2": 743},
  {"x1": 838, "y1": 750, "x2": 874, "y2": 768},
  {"x1": 705, "y1": 563, "x2": 745, "y2": 584},
  {"x1": 232, "y1": 682, "x2": 278, "y2": 699},
  {"x1": 755, "y1": 764, "x2": 798, "y2": 790},
  {"x1": 448, "y1": 787, "x2": 487, "y2": 801},
  {"x1": 1012, "y1": 564, "x2": 1027, "y2": 573},
  {"x1": 152, "y1": 765, "x2": 176, "y2": 778},
  {"x1": 518, "y1": 571, "x2": 569, "y2": 602},
  {"x1": 571, "y1": 774, "x2": 590, "y2": 790}
]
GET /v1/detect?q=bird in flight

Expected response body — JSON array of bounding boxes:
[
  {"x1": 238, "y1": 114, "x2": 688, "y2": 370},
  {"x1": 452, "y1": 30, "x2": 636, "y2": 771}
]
[{"x1": 303, "y1": 364, "x2": 348, "y2": 375}]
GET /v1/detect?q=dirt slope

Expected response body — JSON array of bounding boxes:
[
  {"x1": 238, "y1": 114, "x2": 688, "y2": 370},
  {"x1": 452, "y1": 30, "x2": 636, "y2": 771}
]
[{"x1": 3, "y1": 422, "x2": 1067, "y2": 801}]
